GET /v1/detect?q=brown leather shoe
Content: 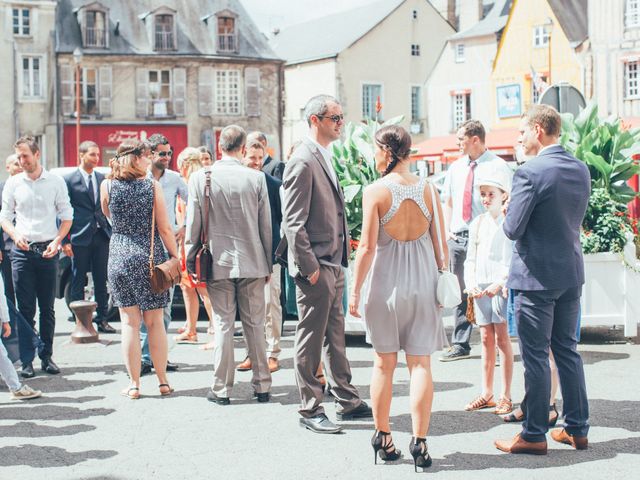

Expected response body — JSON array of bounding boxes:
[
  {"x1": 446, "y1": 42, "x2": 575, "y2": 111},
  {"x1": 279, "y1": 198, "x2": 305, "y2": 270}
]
[
  {"x1": 550, "y1": 428, "x2": 588, "y2": 450},
  {"x1": 236, "y1": 357, "x2": 252, "y2": 371},
  {"x1": 495, "y1": 434, "x2": 547, "y2": 455},
  {"x1": 268, "y1": 357, "x2": 279, "y2": 373}
]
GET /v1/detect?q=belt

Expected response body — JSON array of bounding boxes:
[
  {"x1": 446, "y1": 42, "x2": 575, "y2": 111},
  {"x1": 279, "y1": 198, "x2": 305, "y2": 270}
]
[{"x1": 28, "y1": 240, "x2": 54, "y2": 254}]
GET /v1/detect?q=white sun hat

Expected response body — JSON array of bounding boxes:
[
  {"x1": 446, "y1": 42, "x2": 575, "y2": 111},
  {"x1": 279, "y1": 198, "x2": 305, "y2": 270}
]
[{"x1": 476, "y1": 168, "x2": 512, "y2": 194}]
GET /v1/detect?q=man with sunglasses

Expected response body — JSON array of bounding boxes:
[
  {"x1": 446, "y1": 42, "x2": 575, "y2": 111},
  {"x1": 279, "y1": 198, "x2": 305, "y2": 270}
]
[
  {"x1": 281, "y1": 94, "x2": 371, "y2": 434},
  {"x1": 141, "y1": 133, "x2": 188, "y2": 375}
]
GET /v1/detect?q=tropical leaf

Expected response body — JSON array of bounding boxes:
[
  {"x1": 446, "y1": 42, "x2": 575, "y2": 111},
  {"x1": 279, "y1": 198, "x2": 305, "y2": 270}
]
[{"x1": 343, "y1": 184, "x2": 362, "y2": 203}]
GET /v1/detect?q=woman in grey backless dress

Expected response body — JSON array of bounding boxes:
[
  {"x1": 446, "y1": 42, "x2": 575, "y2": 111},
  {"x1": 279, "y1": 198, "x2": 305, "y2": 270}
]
[
  {"x1": 349, "y1": 126, "x2": 448, "y2": 472},
  {"x1": 100, "y1": 140, "x2": 179, "y2": 399}
]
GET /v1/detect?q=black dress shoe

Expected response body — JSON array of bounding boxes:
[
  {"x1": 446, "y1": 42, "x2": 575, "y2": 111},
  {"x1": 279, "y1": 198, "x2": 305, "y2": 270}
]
[
  {"x1": 336, "y1": 401, "x2": 373, "y2": 421},
  {"x1": 253, "y1": 390, "x2": 270, "y2": 403},
  {"x1": 166, "y1": 361, "x2": 179, "y2": 372},
  {"x1": 96, "y1": 320, "x2": 116, "y2": 333},
  {"x1": 41, "y1": 358, "x2": 60, "y2": 375},
  {"x1": 140, "y1": 362, "x2": 153, "y2": 376},
  {"x1": 206, "y1": 389, "x2": 230, "y2": 405},
  {"x1": 299, "y1": 414, "x2": 344, "y2": 434},
  {"x1": 20, "y1": 362, "x2": 35, "y2": 378}
]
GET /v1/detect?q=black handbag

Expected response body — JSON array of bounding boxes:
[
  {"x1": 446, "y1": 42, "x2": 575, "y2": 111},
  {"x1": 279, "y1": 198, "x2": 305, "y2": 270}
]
[{"x1": 186, "y1": 171, "x2": 213, "y2": 282}]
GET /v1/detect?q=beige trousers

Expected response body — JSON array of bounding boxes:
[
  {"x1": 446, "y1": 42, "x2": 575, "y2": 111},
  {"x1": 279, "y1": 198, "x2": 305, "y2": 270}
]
[{"x1": 265, "y1": 264, "x2": 282, "y2": 358}]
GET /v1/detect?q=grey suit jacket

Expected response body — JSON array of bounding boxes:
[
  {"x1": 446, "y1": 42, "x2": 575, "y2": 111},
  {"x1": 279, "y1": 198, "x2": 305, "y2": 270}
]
[
  {"x1": 186, "y1": 157, "x2": 272, "y2": 281},
  {"x1": 282, "y1": 136, "x2": 349, "y2": 278},
  {"x1": 503, "y1": 145, "x2": 590, "y2": 291}
]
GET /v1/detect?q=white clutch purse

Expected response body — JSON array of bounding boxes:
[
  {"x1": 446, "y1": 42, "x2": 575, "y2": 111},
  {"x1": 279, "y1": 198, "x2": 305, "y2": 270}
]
[{"x1": 429, "y1": 182, "x2": 462, "y2": 308}]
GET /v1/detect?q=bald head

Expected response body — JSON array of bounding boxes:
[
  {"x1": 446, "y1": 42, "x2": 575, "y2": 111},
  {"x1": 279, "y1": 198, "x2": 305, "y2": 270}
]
[{"x1": 5, "y1": 154, "x2": 22, "y2": 176}]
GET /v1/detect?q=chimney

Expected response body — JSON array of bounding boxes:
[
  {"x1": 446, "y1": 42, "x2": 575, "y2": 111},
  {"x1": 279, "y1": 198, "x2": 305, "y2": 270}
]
[{"x1": 447, "y1": 0, "x2": 458, "y2": 30}]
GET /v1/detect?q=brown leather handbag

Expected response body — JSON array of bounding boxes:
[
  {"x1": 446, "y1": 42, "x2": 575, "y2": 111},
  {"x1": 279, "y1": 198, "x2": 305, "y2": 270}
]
[
  {"x1": 149, "y1": 183, "x2": 181, "y2": 294},
  {"x1": 186, "y1": 171, "x2": 213, "y2": 283}
]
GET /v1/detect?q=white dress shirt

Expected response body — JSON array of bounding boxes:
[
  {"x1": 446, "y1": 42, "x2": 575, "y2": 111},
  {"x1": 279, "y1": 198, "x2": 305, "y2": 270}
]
[
  {"x1": 464, "y1": 212, "x2": 512, "y2": 288},
  {"x1": 441, "y1": 150, "x2": 513, "y2": 233},
  {"x1": 538, "y1": 143, "x2": 561, "y2": 155},
  {"x1": 78, "y1": 167, "x2": 99, "y2": 200},
  {"x1": 307, "y1": 135, "x2": 338, "y2": 187},
  {"x1": 0, "y1": 169, "x2": 73, "y2": 242}
]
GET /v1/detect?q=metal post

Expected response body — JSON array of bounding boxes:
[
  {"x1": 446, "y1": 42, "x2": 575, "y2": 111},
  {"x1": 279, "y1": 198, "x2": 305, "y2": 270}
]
[{"x1": 75, "y1": 63, "x2": 81, "y2": 163}]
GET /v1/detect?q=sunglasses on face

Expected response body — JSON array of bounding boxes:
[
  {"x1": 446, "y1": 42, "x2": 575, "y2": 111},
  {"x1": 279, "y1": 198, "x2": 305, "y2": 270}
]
[
  {"x1": 156, "y1": 151, "x2": 173, "y2": 157},
  {"x1": 316, "y1": 114, "x2": 344, "y2": 123}
]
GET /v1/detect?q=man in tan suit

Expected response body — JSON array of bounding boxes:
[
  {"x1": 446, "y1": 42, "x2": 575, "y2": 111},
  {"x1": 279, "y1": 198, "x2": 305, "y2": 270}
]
[
  {"x1": 282, "y1": 95, "x2": 371, "y2": 434},
  {"x1": 186, "y1": 125, "x2": 272, "y2": 405}
]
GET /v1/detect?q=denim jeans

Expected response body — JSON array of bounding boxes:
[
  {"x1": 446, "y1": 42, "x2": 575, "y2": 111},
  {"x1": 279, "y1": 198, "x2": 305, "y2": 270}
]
[{"x1": 0, "y1": 331, "x2": 21, "y2": 391}]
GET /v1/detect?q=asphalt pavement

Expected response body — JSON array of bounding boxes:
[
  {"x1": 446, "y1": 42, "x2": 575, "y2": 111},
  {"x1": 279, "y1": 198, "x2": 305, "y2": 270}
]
[{"x1": 0, "y1": 298, "x2": 638, "y2": 480}]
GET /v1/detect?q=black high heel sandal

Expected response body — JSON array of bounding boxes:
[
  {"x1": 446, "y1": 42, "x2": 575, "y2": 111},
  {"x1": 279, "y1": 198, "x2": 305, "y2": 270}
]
[
  {"x1": 548, "y1": 403, "x2": 559, "y2": 427},
  {"x1": 503, "y1": 409, "x2": 525, "y2": 423},
  {"x1": 409, "y1": 437, "x2": 432, "y2": 472},
  {"x1": 371, "y1": 430, "x2": 402, "y2": 464}
]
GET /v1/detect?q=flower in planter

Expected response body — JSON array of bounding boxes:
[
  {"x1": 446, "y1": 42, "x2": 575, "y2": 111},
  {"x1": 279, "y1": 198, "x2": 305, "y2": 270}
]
[{"x1": 581, "y1": 188, "x2": 633, "y2": 254}]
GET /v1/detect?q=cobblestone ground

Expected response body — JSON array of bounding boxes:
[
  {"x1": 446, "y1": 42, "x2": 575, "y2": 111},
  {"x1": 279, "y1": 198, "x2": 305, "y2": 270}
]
[{"x1": 0, "y1": 299, "x2": 638, "y2": 480}]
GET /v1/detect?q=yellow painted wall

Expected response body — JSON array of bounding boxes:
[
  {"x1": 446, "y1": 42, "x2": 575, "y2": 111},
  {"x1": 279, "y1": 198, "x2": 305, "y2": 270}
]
[{"x1": 490, "y1": 0, "x2": 583, "y2": 128}]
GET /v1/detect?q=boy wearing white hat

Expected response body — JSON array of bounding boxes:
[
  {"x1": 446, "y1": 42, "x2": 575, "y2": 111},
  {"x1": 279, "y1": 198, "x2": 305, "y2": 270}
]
[{"x1": 462, "y1": 170, "x2": 514, "y2": 415}]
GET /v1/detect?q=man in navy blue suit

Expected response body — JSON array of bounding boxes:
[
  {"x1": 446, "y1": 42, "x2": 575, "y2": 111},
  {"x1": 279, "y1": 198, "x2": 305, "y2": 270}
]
[
  {"x1": 495, "y1": 105, "x2": 590, "y2": 455},
  {"x1": 62, "y1": 141, "x2": 114, "y2": 333}
]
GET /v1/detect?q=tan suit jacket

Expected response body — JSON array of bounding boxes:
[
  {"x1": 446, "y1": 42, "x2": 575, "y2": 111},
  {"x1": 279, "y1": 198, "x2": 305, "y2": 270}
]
[{"x1": 282, "y1": 137, "x2": 349, "y2": 278}]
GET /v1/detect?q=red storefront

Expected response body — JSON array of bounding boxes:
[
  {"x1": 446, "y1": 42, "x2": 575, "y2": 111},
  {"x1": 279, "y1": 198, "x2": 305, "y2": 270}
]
[{"x1": 62, "y1": 123, "x2": 188, "y2": 170}]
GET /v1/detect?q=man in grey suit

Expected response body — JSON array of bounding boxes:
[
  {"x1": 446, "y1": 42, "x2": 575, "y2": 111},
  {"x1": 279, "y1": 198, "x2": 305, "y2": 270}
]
[
  {"x1": 186, "y1": 125, "x2": 272, "y2": 405},
  {"x1": 282, "y1": 95, "x2": 371, "y2": 434},
  {"x1": 495, "y1": 105, "x2": 590, "y2": 455}
]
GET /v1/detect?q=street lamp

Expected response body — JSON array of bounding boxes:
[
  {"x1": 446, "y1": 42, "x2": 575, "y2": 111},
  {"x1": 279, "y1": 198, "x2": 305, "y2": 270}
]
[
  {"x1": 73, "y1": 47, "x2": 83, "y2": 164},
  {"x1": 545, "y1": 17, "x2": 554, "y2": 84}
]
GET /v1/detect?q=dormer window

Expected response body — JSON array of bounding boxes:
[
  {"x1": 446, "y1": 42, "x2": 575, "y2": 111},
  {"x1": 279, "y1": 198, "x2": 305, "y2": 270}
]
[
  {"x1": 12, "y1": 7, "x2": 30, "y2": 36},
  {"x1": 155, "y1": 14, "x2": 175, "y2": 51},
  {"x1": 85, "y1": 10, "x2": 107, "y2": 47},
  {"x1": 217, "y1": 17, "x2": 237, "y2": 53}
]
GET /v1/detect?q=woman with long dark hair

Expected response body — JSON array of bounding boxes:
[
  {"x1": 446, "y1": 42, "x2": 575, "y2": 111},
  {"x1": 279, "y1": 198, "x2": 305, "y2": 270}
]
[{"x1": 349, "y1": 125, "x2": 449, "y2": 472}]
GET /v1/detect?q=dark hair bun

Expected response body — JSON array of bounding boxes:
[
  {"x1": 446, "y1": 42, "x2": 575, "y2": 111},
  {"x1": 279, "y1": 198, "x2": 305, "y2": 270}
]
[{"x1": 374, "y1": 125, "x2": 412, "y2": 176}]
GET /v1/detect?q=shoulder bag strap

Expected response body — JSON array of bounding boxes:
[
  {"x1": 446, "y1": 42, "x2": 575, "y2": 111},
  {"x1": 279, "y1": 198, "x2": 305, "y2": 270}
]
[
  {"x1": 201, "y1": 171, "x2": 211, "y2": 245},
  {"x1": 149, "y1": 180, "x2": 156, "y2": 274},
  {"x1": 429, "y1": 181, "x2": 446, "y2": 270}
]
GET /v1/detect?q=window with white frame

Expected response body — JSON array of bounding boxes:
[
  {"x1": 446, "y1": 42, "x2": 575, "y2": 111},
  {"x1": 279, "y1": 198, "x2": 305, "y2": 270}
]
[
  {"x1": 217, "y1": 17, "x2": 237, "y2": 53},
  {"x1": 625, "y1": 61, "x2": 640, "y2": 98},
  {"x1": 21, "y1": 55, "x2": 45, "y2": 99},
  {"x1": 626, "y1": 0, "x2": 640, "y2": 28},
  {"x1": 411, "y1": 86, "x2": 421, "y2": 123},
  {"x1": 455, "y1": 43, "x2": 465, "y2": 63},
  {"x1": 411, "y1": 44, "x2": 421, "y2": 56},
  {"x1": 154, "y1": 14, "x2": 175, "y2": 51},
  {"x1": 533, "y1": 25, "x2": 550, "y2": 48},
  {"x1": 12, "y1": 7, "x2": 30, "y2": 36},
  {"x1": 362, "y1": 83, "x2": 382, "y2": 120},
  {"x1": 84, "y1": 10, "x2": 107, "y2": 48},
  {"x1": 215, "y1": 70, "x2": 241, "y2": 115},
  {"x1": 452, "y1": 93, "x2": 471, "y2": 131},
  {"x1": 81, "y1": 68, "x2": 98, "y2": 115},
  {"x1": 531, "y1": 74, "x2": 548, "y2": 104},
  {"x1": 148, "y1": 70, "x2": 173, "y2": 116}
]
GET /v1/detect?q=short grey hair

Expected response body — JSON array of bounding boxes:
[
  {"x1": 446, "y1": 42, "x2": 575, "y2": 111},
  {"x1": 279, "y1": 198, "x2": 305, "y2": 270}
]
[
  {"x1": 303, "y1": 95, "x2": 340, "y2": 126},
  {"x1": 219, "y1": 125, "x2": 247, "y2": 153},
  {"x1": 247, "y1": 131, "x2": 267, "y2": 145}
]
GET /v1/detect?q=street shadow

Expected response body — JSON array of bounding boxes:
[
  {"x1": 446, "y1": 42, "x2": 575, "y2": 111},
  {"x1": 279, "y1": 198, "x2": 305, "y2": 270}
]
[
  {"x1": 0, "y1": 404, "x2": 115, "y2": 421},
  {"x1": 27, "y1": 376, "x2": 115, "y2": 393},
  {"x1": 0, "y1": 444, "x2": 117, "y2": 467},
  {"x1": 52, "y1": 364, "x2": 126, "y2": 376},
  {"x1": 579, "y1": 350, "x2": 630, "y2": 365},
  {"x1": 28, "y1": 395, "x2": 105, "y2": 405},
  {"x1": 0, "y1": 421, "x2": 96, "y2": 438}
]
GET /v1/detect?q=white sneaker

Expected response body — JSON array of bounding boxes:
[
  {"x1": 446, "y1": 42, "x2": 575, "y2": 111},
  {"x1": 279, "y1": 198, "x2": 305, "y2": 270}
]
[{"x1": 11, "y1": 384, "x2": 42, "y2": 400}]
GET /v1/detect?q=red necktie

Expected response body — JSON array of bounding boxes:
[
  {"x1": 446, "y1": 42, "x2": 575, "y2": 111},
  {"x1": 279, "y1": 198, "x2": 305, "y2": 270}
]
[{"x1": 462, "y1": 160, "x2": 477, "y2": 223}]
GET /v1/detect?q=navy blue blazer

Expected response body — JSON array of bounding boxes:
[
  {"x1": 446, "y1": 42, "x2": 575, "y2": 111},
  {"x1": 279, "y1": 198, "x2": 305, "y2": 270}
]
[
  {"x1": 264, "y1": 172, "x2": 282, "y2": 260},
  {"x1": 262, "y1": 155, "x2": 285, "y2": 181},
  {"x1": 63, "y1": 169, "x2": 112, "y2": 247},
  {"x1": 503, "y1": 145, "x2": 590, "y2": 291}
]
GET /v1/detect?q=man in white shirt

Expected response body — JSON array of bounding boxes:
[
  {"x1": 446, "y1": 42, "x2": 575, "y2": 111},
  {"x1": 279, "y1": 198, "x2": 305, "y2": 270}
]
[
  {"x1": 140, "y1": 133, "x2": 188, "y2": 375},
  {"x1": 0, "y1": 136, "x2": 73, "y2": 377},
  {"x1": 439, "y1": 120, "x2": 513, "y2": 362}
]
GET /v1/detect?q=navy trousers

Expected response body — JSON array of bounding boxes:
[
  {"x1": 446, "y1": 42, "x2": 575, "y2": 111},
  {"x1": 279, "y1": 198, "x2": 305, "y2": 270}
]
[
  {"x1": 11, "y1": 248, "x2": 58, "y2": 361},
  {"x1": 514, "y1": 287, "x2": 589, "y2": 443},
  {"x1": 69, "y1": 231, "x2": 110, "y2": 320},
  {"x1": 448, "y1": 236, "x2": 472, "y2": 350}
]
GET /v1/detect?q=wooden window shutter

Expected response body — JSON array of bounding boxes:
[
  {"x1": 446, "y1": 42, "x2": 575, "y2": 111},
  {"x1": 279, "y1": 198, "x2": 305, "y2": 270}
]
[
  {"x1": 245, "y1": 67, "x2": 260, "y2": 117},
  {"x1": 98, "y1": 66, "x2": 112, "y2": 116},
  {"x1": 173, "y1": 67, "x2": 186, "y2": 117},
  {"x1": 60, "y1": 64, "x2": 74, "y2": 116},
  {"x1": 135, "y1": 68, "x2": 149, "y2": 118},
  {"x1": 198, "y1": 66, "x2": 214, "y2": 116}
]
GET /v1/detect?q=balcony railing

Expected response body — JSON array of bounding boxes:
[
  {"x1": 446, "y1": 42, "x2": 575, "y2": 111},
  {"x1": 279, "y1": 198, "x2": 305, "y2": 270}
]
[
  {"x1": 84, "y1": 27, "x2": 106, "y2": 48},
  {"x1": 218, "y1": 34, "x2": 237, "y2": 53},
  {"x1": 154, "y1": 31, "x2": 175, "y2": 51}
]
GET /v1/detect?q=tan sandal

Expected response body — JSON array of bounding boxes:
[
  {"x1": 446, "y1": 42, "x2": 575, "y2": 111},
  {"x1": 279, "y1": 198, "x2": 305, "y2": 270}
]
[
  {"x1": 464, "y1": 394, "x2": 496, "y2": 411},
  {"x1": 494, "y1": 397, "x2": 513, "y2": 415},
  {"x1": 121, "y1": 386, "x2": 140, "y2": 400},
  {"x1": 174, "y1": 332, "x2": 198, "y2": 344}
]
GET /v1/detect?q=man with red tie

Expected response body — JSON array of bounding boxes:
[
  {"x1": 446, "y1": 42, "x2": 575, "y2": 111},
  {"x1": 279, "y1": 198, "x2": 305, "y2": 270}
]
[{"x1": 439, "y1": 120, "x2": 513, "y2": 362}]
